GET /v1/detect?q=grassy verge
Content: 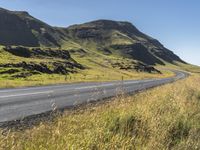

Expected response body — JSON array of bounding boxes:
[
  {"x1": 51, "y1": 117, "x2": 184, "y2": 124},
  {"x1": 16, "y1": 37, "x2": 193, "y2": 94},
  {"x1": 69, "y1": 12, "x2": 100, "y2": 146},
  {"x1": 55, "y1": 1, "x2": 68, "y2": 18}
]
[
  {"x1": 1, "y1": 73, "x2": 200, "y2": 149},
  {"x1": 0, "y1": 69, "x2": 173, "y2": 88}
]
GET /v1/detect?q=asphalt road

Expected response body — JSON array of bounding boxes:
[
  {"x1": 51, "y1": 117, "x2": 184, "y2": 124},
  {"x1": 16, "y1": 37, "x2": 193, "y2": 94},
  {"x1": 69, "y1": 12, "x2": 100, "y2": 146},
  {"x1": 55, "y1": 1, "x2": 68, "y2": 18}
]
[{"x1": 0, "y1": 70, "x2": 188, "y2": 123}]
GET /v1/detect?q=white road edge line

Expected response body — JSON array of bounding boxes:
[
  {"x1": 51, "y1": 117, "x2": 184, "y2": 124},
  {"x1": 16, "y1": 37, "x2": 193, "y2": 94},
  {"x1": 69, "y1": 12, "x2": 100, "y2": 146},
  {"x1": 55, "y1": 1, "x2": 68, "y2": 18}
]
[
  {"x1": 0, "y1": 79, "x2": 159, "y2": 94},
  {"x1": 74, "y1": 80, "x2": 158, "y2": 90},
  {"x1": 0, "y1": 91, "x2": 54, "y2": 98}
]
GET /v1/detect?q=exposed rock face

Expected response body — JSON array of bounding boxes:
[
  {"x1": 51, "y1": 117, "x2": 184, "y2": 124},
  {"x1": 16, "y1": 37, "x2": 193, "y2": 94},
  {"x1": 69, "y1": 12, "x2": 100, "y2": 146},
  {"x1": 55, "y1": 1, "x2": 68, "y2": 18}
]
[
  {"x1": 4, "y1": 46, "x2": 71, "y2": 59},
  {"x1": 110, "y1": 43, "x2": 164, "y2": 65},
  {"x1": 0, "y1": 46, "x2": 84, "y2": 78},
  {"x1": 134, "y1": 63, "x2": 161, "y2": 74},
  {"x1": 111, "y1": 61, "x2": 161, "y2": 74},
  {"x1": 0, "y1": 69, "x2": 20, "y2": 74},
  {"x1": 0, "y1": 61, "x2": 84, "y2": 77}
]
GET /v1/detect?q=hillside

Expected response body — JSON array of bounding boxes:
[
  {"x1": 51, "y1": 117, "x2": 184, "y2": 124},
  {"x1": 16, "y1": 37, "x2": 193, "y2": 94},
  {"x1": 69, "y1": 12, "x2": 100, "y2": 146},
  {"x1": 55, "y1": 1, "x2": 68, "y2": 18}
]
[
  {"x1": 0, "y1": 8, "x2": 192, "y2": 87},
  {"x1": 0, "y1": 8, "x2": 66, "y2": 47},
  {"x1": 66, "y1": 20, "x2": 185, "y2": 65},
  {"x1": 0, "y1": 8, "x2": 185, "y2": 65}
]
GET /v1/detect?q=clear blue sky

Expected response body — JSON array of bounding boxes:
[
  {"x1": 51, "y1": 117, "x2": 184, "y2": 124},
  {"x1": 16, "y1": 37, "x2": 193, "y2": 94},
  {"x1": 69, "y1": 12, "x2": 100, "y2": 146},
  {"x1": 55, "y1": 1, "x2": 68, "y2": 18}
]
[{"x1": 0, "y1": 0, "x2": 200, "y2": 66}]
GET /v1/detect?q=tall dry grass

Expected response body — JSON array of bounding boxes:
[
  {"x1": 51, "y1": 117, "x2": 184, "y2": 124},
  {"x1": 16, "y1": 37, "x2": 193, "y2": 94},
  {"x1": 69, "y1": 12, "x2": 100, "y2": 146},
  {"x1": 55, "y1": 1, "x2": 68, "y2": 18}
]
[{"x1": 0, "y1": 74, "x2": 200, "y2": 150}]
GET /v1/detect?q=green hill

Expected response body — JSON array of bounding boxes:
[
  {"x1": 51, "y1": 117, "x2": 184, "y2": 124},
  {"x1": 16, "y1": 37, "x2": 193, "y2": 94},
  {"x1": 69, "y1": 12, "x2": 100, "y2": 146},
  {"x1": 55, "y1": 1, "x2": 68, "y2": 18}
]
[
  {"x1": 0, "y1": 8, "x2": 185, "y2": 65},
  {"x1": 0, "y1": 8, "x2": 65, "y2": 47},
  {"x1": 0, "y1": 8, "x2": 194, "y2": 88},
  {"x1": 66, "y1": 20, "x2": 185, "y2": 65}
]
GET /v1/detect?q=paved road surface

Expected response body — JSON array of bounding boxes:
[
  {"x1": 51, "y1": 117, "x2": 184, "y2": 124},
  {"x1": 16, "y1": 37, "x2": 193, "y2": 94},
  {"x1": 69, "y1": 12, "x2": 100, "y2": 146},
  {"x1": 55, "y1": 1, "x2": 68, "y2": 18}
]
[{"x1": 0, "y1": 70, "x2": 188, "y2": 123}]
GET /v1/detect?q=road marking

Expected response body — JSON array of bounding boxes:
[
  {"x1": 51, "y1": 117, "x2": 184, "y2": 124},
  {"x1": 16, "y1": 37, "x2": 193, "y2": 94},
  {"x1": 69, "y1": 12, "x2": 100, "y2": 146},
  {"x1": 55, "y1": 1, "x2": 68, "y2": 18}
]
[
  {"x1": 0, "y1": 91, "x2": 54, "y2": 98},
  {"x1": 0, "y1": 87, "x2": 52, "y2": 93},
  {"x1": 0, "y1": 79, "x2": 159, "y2": 94},
  {"x1": 75, "y1": 84, "x2": 115, "y2": 90},
  {"x1": 74, "y1": 80, "x2": 159, "y2": 90},
  {"x1": 0, "y1": 80, "x2": 161, "y2": 98}
]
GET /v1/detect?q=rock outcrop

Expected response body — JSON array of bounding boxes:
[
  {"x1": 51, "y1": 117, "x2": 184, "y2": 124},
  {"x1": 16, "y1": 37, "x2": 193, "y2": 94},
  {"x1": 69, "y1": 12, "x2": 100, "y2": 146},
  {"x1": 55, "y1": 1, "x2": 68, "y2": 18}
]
[
  {"x1": 4, "y1": 46, "x2": 71, "y2": 59},
  {"x1": 0, "y1": 46, "x2": 84, "y2": 78}
]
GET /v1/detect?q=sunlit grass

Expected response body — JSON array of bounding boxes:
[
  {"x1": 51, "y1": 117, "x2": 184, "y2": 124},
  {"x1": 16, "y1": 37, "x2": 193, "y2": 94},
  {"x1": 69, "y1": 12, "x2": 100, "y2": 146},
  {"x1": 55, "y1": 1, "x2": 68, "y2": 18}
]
[
  {"x1": 0, "y1": 69, "x2": 173, "y2": 88},
  {"x1": 0, "y1": 46, "x2": 174, "y2": 88},
  {"x1": 1, "y1": 73, "x2": 200, "y2": 149}
]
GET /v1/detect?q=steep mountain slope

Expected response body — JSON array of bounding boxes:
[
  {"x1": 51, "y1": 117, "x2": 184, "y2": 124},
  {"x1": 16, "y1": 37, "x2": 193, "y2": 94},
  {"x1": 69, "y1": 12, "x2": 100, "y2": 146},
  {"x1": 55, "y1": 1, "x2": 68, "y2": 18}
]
[
  {"x1": 0, "y1": 8, "x2": 66, "y2": 47},
  {"x1": 0, "y1": 7, "x2": 192, "y2": 88},
  {"x1": 66, "y1": 20, "x2": 185, "y2": 65},
  {"x1": 0, "y1": 8, "x2": 185, "y2": 66}
]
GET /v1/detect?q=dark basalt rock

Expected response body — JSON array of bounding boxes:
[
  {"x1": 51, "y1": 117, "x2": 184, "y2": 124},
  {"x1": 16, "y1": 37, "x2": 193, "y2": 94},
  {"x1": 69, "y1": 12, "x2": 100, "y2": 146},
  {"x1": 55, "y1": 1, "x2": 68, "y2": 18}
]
[
  {"x1": 0, "y1": 60, "x2": 84, "y2": 78},
  {"x1": 54, "y1": 65, "x2": 68, "y2": 74},
  {"x1": 111, "y1": 61, "x2": 161, "y2": 74},
  {"x1": 32, "y1": 48, "x2": 71, "y2": 59},
  {"x1": 4, "y1": 46, "x2": 71, "y2": 59},
  {"x1": 76, "y1": 29, "x2": 103, "y2": 40},
  {"x1": 12, "y1": 72, "x2": 33, "y2": 78},
  {"x1": 4, "y1": 46, "x2": 31, "y2": 57},
  {"x1": 0, "y1": 69, "x2": 20, "y2": 74},
  {"x1": 110, "y1": 43, "x2": 165, "y2": 65},
  {"x1": 1, "y1": 46, "x2": 85, "y2": 76},
  {"x1": 134, "y1": 63, "x2": 161, "y2": 74},
  {"x1": 0, "y1": 62, "x2": 51, "y2": 74}
]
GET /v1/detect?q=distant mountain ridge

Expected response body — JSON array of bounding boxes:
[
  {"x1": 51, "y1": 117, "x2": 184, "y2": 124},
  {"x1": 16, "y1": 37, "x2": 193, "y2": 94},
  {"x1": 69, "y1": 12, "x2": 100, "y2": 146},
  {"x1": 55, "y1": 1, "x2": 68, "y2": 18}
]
[
  {"x1": 0, "y1": 8, "x2": 185, "y2": 65},
  {"x1": 0, "y1": 8, "x2": 64, "y2": 47}
]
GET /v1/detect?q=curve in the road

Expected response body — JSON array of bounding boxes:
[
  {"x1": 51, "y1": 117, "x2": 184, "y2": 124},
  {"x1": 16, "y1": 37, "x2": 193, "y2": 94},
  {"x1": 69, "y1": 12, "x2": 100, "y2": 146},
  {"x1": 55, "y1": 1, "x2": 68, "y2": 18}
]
[{"x1": 0, "y1": 70, "x2": 188, "y2": 124}]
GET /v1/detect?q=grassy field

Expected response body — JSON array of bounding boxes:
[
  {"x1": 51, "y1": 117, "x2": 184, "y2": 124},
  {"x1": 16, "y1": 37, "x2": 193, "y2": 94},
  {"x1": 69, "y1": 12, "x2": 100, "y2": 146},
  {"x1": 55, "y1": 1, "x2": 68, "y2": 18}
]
[
  {"x1": 0, "y1": 69, "x2": 173, "y2": 88},
  {"x1": 0, "y1": 46, "x2": 174, "y2": 88},
  {"x1": 0, "y1": 72, "x2": 200, "y2": 149}
]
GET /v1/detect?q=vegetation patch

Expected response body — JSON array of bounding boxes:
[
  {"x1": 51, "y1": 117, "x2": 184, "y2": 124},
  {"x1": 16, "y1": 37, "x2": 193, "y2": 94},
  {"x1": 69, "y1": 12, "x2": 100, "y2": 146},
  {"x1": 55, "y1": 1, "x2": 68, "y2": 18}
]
[
  {"x1": 1, "y1": 74, "x2": 200, "y2": 149},
  {"x1": 166, "y1": 120, "x2": 191, "y2": 148}
]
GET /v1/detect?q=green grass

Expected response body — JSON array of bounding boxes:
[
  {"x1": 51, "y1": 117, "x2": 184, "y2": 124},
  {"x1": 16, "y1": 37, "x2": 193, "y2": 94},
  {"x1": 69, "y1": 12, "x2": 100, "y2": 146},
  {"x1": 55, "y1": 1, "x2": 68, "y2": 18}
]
[
  {"x1": 0, "y1": 45, "x2": 200, "y2": 149},
  {"x1": 1, "y1": 72, "x2": 200, "y2": 149},
  {"x1": 0, "y1": 67, "x2": 173, "y2": 88},
  {"x1": 0, "y1": 46, "x2": 173, "y2": 88}
]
